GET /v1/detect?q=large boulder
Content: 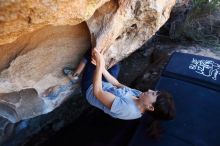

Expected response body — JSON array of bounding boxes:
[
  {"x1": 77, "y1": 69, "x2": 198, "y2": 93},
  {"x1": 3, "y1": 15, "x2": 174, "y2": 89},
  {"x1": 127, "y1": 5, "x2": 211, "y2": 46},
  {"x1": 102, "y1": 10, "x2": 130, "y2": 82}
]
[{"x1": 0, "y1": 0, "x2": 176, "y2": 123}]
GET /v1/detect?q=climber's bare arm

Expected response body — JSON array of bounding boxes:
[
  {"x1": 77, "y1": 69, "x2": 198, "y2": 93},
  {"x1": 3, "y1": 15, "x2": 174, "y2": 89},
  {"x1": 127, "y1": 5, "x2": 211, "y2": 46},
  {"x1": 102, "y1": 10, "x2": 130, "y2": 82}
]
[
  {"x1": 92, "y1": 49, "x2": 116, "y2": 108},
  {"x1": 102, "y1": 68, "x2": 126, "y2": 88},
  {"x1": 91, "y1": 48, "x2": 125, "y2": 88},
  {"x1": 73, "y1": 59, "x2": 86, "y2": 76}
]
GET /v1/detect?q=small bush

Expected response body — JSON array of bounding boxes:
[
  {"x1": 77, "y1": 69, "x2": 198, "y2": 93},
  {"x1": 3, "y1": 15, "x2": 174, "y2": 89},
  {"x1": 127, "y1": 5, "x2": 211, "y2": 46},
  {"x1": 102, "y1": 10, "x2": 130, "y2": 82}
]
[
  {"x1": 170, "y1": 0, "x2": 220, "y2": 48},
  {"x1": 192, "y1": 0, "x2": 220, "y2": 9}
]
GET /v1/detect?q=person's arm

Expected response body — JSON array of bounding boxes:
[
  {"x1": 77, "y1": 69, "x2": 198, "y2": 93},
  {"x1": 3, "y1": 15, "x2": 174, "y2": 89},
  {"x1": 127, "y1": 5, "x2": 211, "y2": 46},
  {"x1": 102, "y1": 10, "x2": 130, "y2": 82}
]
[
  {"x1": 73, "y1": 59, "x2": 86, "y2": 76},
  {"x1": 102, "y1": 68, "x2": 126, "y2": 88},
  {"x1": 92, "y1": 49, "x2": 116, "y2": 109}
]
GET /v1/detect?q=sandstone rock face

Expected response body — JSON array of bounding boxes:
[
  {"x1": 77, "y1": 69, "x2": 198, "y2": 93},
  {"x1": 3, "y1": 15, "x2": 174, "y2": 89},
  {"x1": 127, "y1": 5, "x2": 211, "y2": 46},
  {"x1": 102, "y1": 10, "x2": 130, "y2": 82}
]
[
  {"x1": 0, "y1": 0, "x2": 109, "y2": 45},
  {"x1": 0, "y1": 0, "x2": 176, "y2": 123},
  {"x1": 88, "y1": 0, "x2": 176, "y2": 67}
]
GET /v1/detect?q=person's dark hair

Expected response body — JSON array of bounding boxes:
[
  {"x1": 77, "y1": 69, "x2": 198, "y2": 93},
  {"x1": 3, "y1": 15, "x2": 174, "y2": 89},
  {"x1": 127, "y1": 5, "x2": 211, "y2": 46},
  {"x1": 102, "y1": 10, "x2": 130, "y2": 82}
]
[{"x1": 146, "y1": 91, "x2": 175, "y2": 139}]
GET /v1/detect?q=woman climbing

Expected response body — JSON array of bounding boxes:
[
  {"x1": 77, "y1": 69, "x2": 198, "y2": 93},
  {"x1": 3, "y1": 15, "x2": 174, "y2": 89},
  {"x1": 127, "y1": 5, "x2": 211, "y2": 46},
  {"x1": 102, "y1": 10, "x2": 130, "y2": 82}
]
[{"x1": 63, "y1": 47, "x2": 175, "y2": 122}]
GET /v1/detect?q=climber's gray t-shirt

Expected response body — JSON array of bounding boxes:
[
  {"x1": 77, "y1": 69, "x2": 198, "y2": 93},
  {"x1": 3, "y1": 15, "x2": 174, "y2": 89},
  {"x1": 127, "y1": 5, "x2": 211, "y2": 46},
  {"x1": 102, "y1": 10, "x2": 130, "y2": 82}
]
[{"x1": 86, "y1": 81, "x2": 142, "y2": 120}]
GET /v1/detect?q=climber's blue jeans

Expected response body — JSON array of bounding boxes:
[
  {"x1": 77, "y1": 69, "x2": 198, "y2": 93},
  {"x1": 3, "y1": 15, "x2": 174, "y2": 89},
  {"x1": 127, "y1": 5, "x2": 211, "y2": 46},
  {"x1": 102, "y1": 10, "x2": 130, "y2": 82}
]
[{"x1": 81, "y1": 48, "x2": 120, "y2": 96}]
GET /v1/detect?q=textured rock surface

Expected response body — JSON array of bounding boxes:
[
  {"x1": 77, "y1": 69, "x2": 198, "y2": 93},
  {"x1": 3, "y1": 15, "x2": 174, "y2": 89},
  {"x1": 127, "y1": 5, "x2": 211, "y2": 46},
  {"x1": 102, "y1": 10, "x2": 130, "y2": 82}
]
[
  {"x1": 0, "y1": 23, "x2": 89, "y2": 123},
  {"x1": 0, "y1": 0, "x2": 176, "y2": 126},
  {"x1": 88, "y1": 0, "x2": 176, "y2": 67},
  {"x1": 0, "y1": 0, "x2": 109, "y2": 45}
]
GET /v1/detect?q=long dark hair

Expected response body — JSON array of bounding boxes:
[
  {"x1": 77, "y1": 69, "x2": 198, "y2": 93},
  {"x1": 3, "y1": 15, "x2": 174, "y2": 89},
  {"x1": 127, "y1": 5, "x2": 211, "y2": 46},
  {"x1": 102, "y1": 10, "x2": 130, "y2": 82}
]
[{"x1": 146, "y1": 91, "x2": 175, "y2": 139}]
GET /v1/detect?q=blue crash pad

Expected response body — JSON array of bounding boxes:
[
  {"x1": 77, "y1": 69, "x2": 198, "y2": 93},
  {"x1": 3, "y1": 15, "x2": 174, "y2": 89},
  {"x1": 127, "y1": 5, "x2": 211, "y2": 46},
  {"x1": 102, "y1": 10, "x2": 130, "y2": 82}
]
[
  {"x1": 129, "y1": 52, "x2": 220, "y2": 146},
  {"x1": 163, "y1": 52, "x2": 220, "y2": 91}
]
